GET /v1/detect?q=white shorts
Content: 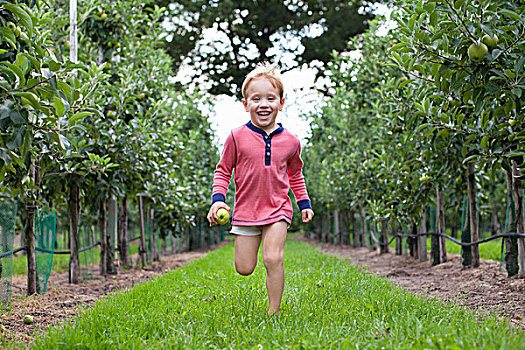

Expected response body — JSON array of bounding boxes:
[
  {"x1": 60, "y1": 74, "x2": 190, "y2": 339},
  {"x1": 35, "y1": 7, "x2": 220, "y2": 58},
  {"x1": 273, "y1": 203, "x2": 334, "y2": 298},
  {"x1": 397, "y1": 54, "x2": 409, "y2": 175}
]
[{"x1": 229, "y1": 225, "x2": 263, "y2": 236}]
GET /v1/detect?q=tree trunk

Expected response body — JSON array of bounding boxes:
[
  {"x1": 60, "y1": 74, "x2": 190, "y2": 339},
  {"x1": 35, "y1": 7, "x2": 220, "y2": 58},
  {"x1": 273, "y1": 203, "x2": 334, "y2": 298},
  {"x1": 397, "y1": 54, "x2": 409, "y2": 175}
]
[
  {"x1": 138, "y1": 196, "x2": 147, "y2": 267},
  {"x1": 24, "y1": 163, "x2": 37, "y2": 295},
  {"x1": 466, "y1": 162, "x2": 480, "y2": 267},
  {"x1": 504, "y1": 168, "x2": 519, "y2": 276},
  {"x1": 370, "y1": 223, "x2": 377, "y2": 251},
  {"x1": 118, "y1": 196, "x2": 130, "y2": 268},
  {"x1": 351, "y1": 208, "x2": 358, "y2": 248},
  {"x1": 438, "y1": 190, "x2": 447, "y2": 263},
  {"x1": 360, "y1": 207, "x2": 366, "y2": 248},
  {"x1": 460, "y1": 193, "x2": 472, "y2": 266},
  {"x1": 99, "y1": 199, "x2": 107, "y2": 276},
  {"x1": 333, "y1": 210, "x2": 340, "y2": 245},
  {"x1": 162, "y1": 235, "x2": 168, "y2": 256},
  {"x1": 394, "y1": 222, "x2": 402, "y2": 256},
  {"x1": 171, "y1": 232, "x2": 177, "y2": 254},
  {"x1": 68, "y1": 178, "x2": 80, "y2": 283},
  {"x1": 511, "y1": 160, "x2": 525, "y2": 278},
  {"x1": 340, "y1": 209, "x2": 349, "y2": 245},
  {"x1": 379, "y1": 219, "x2": 389, "y2": 254},
  {"x1": 106, "y1": 199, "x2": 117, "y2": 274},
  {"x1": 491, "y1": 205, "x2": 499, "y2": 236},
  {"x1": 408, "y1": 223, "x2": 416, "y2": 258}
]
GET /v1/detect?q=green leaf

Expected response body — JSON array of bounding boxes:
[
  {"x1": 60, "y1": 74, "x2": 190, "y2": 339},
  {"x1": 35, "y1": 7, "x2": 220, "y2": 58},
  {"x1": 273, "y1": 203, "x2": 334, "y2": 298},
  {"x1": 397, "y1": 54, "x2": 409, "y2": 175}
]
[
  {"x1": 506, "y1": 150, "x2": 525, "y2": 158},
  {"x1": 480, "y1": 135, "x2": 488, "y2": 150},
  {"x1": 48, "y1": 60, "x2": 61, "y2": 72},
  {"x1": 53, "y1": 96, "x2": 65, "y2": 117},
  {"x1": 7, "y1": 150, "x2": 25, "y2": 168},
  {"x1": 499, "y1": 9, "x2": 521, "y2": 21},
  {"x1": 68, "y1": 111, "x2": 92, "y2": 125},
  {"x1": 454, "y1": 0, "x2": 465, "y2": 9},
  {"x1": 11, "y1": 91, "x2": 40, "y2": 109},
  {"x1": 511, "y1": 88, "x2": 522, "y2": 98},
  {"x1": 462, "y1": 154, "x2": 478, "y2": 164},
  {"x1": 22, "y1": 53, "x2": 41, "y2": 73},
  {"x1": 6, "y1": 126, "x2": 26, "y2": 150},
  {"x1": 0, "y1": 27, "x2": 17, "y2": 49},
  {"x1": 0, "y1": 65, "x2": 16, "y2": 84},
  {"x1": 2, "y1": 62, "x2": 25, "y2": 86}
]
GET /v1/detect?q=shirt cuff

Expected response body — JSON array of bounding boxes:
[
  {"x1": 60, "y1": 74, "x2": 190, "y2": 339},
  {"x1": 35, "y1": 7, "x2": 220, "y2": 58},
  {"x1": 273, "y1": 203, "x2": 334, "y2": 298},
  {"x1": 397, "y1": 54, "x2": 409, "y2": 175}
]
[
  {"x1": 297, "y1": 199, "x2": 312, "y2": 211},
  {"x1": 212, "y1": 193, "x2": 226, "y2": 204}
]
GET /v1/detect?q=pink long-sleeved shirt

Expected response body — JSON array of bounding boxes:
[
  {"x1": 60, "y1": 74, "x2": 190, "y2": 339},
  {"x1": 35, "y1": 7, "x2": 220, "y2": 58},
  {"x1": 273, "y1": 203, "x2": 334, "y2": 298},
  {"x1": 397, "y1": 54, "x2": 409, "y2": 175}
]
[{"x1": 212, "y1": 121, "x2": 311, "y2": 226}]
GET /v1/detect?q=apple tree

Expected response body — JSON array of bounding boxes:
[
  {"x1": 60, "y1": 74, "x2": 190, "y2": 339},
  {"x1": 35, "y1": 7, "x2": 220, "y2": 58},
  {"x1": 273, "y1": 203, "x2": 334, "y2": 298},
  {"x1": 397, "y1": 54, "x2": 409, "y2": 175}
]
[{"x1": 390, "y1": 0, "x2": 525, "y2": 274}]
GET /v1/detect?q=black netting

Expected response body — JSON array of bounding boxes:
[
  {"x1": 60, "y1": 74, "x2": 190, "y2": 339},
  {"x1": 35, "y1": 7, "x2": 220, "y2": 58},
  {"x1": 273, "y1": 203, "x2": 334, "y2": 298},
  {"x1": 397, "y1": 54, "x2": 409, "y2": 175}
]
[
  {"x1": 79, "y1": 223, "x2": 95, "y2": 280},
  {"x1": 35, "y1": 210, "x2": 56, "y2": 294}
]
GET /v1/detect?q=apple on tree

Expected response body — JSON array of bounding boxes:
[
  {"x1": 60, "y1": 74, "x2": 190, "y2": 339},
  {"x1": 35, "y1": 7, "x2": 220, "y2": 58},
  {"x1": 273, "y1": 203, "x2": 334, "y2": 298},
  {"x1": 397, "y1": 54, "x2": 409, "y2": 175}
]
[
  {"x1": 468, "y1": 42, "x2": 488, "y2": 62},
  {"x1": 482, "y1": 34, "x2": 498, "y2": 47}
]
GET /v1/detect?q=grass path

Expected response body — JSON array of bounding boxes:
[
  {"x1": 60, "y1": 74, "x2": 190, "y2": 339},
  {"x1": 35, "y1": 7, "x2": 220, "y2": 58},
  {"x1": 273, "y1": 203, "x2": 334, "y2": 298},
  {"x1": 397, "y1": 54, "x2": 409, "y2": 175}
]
[{"x1": 27, "y1": 240, "x2": 524, "y2": 349}]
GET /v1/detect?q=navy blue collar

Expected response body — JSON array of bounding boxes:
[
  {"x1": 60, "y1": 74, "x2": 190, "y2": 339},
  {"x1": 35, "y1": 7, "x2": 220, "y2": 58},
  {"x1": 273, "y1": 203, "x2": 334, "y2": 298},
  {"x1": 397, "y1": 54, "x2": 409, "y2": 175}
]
[{"x1": 246, "y1": 121, "x2": 284, "y2": 137}]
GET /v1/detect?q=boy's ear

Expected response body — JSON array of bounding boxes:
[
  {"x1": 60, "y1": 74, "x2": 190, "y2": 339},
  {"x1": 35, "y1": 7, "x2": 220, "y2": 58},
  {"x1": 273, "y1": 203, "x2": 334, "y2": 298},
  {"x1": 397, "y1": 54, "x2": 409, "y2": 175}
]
[
  {"x1": 242, "y1": 99, "x2": 248, "y2": 110},
  {"x1": 280, "y1": 98, "x2": 285, "y2": 110}
]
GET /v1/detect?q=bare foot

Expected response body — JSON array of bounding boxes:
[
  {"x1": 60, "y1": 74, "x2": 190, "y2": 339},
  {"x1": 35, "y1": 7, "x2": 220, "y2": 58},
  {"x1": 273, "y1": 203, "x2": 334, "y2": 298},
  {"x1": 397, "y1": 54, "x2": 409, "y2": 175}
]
[{"x1": 267, "y1": 309, "x2": 281, "y2": 317}]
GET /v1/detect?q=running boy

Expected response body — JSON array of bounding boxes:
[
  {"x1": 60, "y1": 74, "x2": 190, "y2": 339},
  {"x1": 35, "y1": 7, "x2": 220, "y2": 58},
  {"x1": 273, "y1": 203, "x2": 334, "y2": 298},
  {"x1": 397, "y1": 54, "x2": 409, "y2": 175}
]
[{"x1": 207, "y1": 62, "x2": 314, "y2": 316}]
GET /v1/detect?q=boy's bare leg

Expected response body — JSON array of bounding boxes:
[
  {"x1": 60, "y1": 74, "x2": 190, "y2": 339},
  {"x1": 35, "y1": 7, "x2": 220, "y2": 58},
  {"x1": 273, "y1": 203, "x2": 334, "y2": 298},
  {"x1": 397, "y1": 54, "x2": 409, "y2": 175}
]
[
  {"x1": 262, "y1": 221, "x2": 288, "y2": 315},
  {"x1": 234, "y1": 235, "x2": 261, "y2": 276}
]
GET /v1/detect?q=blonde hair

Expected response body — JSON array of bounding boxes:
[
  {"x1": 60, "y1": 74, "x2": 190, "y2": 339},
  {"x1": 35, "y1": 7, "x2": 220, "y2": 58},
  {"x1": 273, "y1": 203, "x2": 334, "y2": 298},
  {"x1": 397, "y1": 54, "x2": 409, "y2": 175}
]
[{"x1": 241, "y1": 62, "x2": 284, "y2": 99}]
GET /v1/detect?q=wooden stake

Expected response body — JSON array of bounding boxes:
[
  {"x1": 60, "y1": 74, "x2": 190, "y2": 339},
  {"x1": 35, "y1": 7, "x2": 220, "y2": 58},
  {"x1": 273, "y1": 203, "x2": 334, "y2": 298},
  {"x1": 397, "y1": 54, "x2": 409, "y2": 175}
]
[
  {"x1": 118, "y1": 197, "x2": 130, "y2": 268},
  {"x1": 511, "y1": 160, "x2": 525, "y2": 277},
  {"x1": 467, "y1": 162, "x2": 480, "y2": 267},
  {"x1": 419, "y1": 212, "x2": 427, "y2": 262},
  {"x1": 68, "y1": 178, "x2": 80, "y2": 283},
  {"x1": 25, "y1": 162, "x2": 37, "y2": 295}
]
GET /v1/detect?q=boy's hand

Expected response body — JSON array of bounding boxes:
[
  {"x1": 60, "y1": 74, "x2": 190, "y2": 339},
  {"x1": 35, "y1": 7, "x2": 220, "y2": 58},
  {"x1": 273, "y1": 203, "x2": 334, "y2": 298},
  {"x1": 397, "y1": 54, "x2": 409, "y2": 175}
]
[
  {"x1": 301, "y1": 209, "x2": 314, "y2": 223},
  {"x1": 207, "y1": 202, "x2": 231, "y2": 226}
]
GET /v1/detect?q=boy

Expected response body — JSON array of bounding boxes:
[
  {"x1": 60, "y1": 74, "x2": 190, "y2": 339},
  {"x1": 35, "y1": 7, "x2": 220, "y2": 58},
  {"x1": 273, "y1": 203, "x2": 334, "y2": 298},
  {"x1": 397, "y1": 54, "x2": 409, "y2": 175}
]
[{"x1": 207, "y1": 62, "x2": 314, "y2": 316}]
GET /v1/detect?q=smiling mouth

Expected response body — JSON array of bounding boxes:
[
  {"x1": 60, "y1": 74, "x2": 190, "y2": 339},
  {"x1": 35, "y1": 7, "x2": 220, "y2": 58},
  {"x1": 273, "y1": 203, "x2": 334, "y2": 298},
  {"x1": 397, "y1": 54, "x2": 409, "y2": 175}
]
[{"x1": 257, "y1": 111, "x2": 271, "y2": 119}]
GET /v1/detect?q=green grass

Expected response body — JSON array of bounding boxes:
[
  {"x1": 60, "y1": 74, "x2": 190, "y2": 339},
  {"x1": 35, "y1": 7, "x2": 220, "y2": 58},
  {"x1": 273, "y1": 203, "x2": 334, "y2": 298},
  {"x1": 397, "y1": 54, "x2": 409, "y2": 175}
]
[{"x1": 27, "y1": 240, "x2": 524, "y2": 349}]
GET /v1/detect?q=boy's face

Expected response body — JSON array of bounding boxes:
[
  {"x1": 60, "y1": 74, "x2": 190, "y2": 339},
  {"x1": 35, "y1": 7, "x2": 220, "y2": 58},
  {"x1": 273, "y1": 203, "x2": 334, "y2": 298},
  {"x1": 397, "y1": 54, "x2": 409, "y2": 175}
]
[{"x1": 242, "y1": 78, "x2": 284, "y2": 133}]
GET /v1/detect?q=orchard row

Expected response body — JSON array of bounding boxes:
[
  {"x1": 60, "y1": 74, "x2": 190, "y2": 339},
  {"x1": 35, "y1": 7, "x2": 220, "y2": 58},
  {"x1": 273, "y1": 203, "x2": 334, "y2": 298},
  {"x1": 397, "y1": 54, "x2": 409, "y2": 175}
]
[
  {"x1": 0, "y1": 1, "x2": 217, "y2": 292},
  {"x1": 302, "y1": 0, "x2": 525, "y2": 276}
]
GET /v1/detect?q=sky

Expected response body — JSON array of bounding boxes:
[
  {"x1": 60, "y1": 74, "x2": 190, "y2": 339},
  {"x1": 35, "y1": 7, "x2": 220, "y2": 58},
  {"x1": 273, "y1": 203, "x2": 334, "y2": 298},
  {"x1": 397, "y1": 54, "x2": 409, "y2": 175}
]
[{"x1": 175, "y1": 4, "x2": 393, "y2": 148}]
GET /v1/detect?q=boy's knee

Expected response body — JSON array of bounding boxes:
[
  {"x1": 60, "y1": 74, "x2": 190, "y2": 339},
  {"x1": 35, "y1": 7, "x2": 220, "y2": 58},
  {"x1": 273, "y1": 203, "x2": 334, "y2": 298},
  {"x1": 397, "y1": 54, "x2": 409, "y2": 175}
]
[
  {"x1": 263, "y1": 252, "x2": 283, "y2": 269},
  {"x1": 235, "y1": 262, "x2": 256, "y2": 276}
]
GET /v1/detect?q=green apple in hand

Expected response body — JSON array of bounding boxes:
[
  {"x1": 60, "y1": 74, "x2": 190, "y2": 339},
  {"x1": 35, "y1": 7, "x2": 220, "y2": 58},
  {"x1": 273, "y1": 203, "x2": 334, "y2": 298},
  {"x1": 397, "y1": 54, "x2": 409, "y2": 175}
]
[{"x1": 217, "y1": 208, "x2": 230, "y2": 225}]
